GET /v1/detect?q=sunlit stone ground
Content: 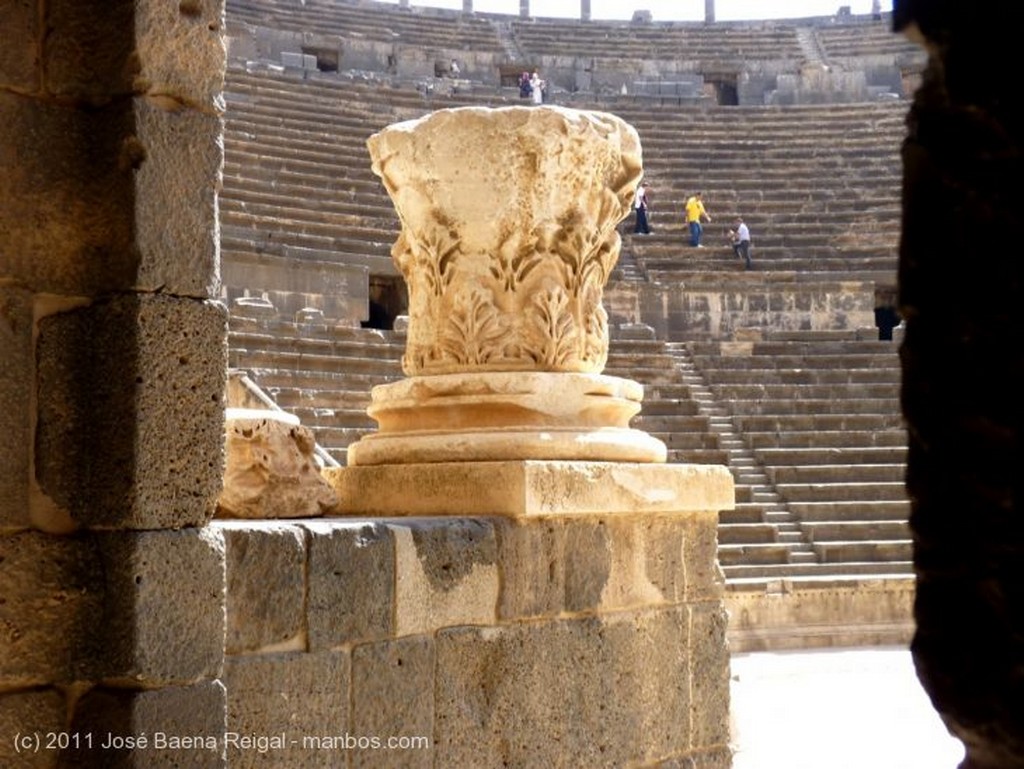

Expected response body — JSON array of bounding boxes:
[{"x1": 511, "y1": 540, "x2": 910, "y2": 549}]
[{"x1": 731, "y1": 647, "x2": 966, "y2": 769}]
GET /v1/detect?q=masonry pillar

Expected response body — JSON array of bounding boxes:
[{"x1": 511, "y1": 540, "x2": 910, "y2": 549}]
[
  {"x1": 463, "y1": 0, "x2": 473, "y2": 13},
  {"x1": 0, "y1": 1, "x2": 228, "y2": 766},
  {"x1": 581, "y1": 0, "x2": 591, "y2": 22},
  {"x1": 322, "y1": 105, "x2": 734, "y2": 766},
  {"x1": 895, "y1": 3, "x2": 1024, "y2": 767},
  {"x1": 520, "y1": 0, "x2": 530, "y2": 19},
  {"x1": 705, "y1": 0, "x2": 716, "y2": 23}
]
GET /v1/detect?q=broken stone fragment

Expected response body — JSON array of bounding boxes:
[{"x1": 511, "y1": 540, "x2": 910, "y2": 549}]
[{"x1": 217, "y1": 408, "x2": 338, "y2": 519}]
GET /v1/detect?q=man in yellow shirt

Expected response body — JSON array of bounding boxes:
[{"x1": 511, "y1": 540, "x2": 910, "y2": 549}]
[{"x1": 684, "y1": 191, "x2": 711, "y2": 247}]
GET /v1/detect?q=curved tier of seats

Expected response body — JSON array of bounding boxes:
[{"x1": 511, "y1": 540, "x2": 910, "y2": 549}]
[
  {"x1": 227, "y1": 0, "x2": 504, "y2": 54},
  {"x1": 510, "y1": 18, "x2": 803, "y2": 62}
]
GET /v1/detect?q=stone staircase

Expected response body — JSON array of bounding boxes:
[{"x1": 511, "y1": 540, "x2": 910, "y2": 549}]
[
  {"x1": 663, "y1": 340, "x2": 818, "y2": 581},
  {"x1": 687, "y1": 331, "x2": 912, "y2": 586}
]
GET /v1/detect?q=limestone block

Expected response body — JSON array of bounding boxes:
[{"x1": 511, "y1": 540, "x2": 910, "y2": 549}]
[
  {"x1": 0, "y1": 285, "x2": 32, "y2": 528},
  {"x1": 351, "y1": 636, "x2": 434, "y2": 769},
  {"x1": 304, "y1": 522, "x2": 394, "y2": 649},
  {"x1": 223, "y1": 651, "x2": 348, "y2": 769},
  {"x1": 496, "y1": 514, "x2": 697, "y2": 621},
  {"x1": 44, "y1": 0, "x2": 225, "y2": 110},
  {"x1": 388, "y1": 519, "x2": 498, "y2": 636},
  {"x1": 35, "y1": 294, "x2": 227, "y2": 529},
  {"x1": 132, "y1": 98, "x2": 223, "y2": 298},
  {"x1": 216, "y1": 522, "x2": 305, "y2": 654},
  {"x1": 328, "y1": 460, "x2": 734, "y2": 518},
  {"x1": 134, "y1": 0, "x2": 227, "y2": 111},
  {"x1": 63, "y1": 681, "x2": 226, "y2": 768},
  {"x1": 0, "y1": 93, "x2": 137, "y2": 296},
  {"x1": 0, "y1": 0, "x2": 38, "y2": 91},
  {"x1": 562, "y1": 518, "x2": 613, "y2": 613},
  {"x1": 93, "y1": 528, "x2": 225, "y2": 684},
  {"x1": 217, "y1": 410, "x2": 338, "y2": 520},
  {"x1": 688, "y1": 603, "x2": 732, "y2": 752},
  {"x1": 367, "y1": 106, "x2": 642, "y2": 377},
  {"x1": 434, "y1": 609, "x2": 691, "y2": 767},
  {"x1": 0, "y1": 689, "x2": 65, "y2": 769},
  {"x1": 0, "y1": 532, "x2": 104, "y2": 685}
]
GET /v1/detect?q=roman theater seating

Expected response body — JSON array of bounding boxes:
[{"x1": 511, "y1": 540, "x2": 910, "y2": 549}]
[{"x1": 220, "y1": 1, "x2": 918, "y2": 600}]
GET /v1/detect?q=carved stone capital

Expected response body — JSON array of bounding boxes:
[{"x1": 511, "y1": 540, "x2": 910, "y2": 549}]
[{"x1": 368, "y1": 106, "x2": 643, "y2": 377}]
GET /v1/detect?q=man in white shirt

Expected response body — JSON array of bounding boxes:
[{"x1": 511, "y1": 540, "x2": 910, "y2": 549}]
[{"x1": 730, "y1": 216, "x2": 752, "y2": 269}]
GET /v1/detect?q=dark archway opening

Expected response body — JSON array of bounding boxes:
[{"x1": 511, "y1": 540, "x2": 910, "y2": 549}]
[{"x1": 362, "y1": 275, "x2": 407, "y2": 331}]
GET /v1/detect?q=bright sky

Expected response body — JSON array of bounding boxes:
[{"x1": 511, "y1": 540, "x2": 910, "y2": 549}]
[{"x1": 376, "y1": 0, "x2": 894, "y2": 21}]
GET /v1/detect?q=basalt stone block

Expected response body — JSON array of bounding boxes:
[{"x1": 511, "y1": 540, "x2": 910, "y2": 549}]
[
  {"x1": 563, "y1": 517, "x2": 613, "y2": 613},
  {"x1": 434, "y1": 609, "x2": 691, "y2": 767},
  {"x1": 0, "y1": 94, "x2": 137, "y2": 296},
  {"x1": 0, "y1": 286, "x2": 32, "y2": 528},
  {"x1": 217, "y1": 522, "x2": 305, "y2": 654},
  {"x1": 493, "y1": 517, "x2": 566, "y2": 620},
  {"x1": 390, "y1": 518, "x2": 498, "y2": 636},
  {"x1": 351, "y1": 636, "x2": 434, "y2": 769},
  {"x1": 35, "y1": 293, "x2": 227, "y2": 529},
  {"x1": 0, "y1": 532, "x2": 104, "y2": 684},
  {"x1": 42, "y1": 0, "x2": 136, "y2": 101},
  {"x1": 223, "y1": 651, "x2": 348, "y2": 769},
  {"x1": 688, "y1": 603, "x2": 731, "y2": 751},
  {"x1": 0, "y1": 689, "x2": 66, "y2": 769},
  {"x1": 0, "y1": 0, "x2": 38, "y2": 91},
  {"x1": 304, "y1": 522, "x2": 394, "y2": 649},
  {"x1": 133, "y1": 98, "x2": 223, "y2": 298},
  {"x1": 93, "y1": 528, "x2": 225, "y2": 684},
  {"x1": 62, "y1": 681, "x2": 226, "y2": 768},
  {"x1": 683, "y1": 513, "x2": 725, "y2": 601}
]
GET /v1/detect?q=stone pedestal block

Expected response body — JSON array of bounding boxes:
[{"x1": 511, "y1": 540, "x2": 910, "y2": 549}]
[{"x1": 326, "y1": 460, "x2": 733, "y2": 518}]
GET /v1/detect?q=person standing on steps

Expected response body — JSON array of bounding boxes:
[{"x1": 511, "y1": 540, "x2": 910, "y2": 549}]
[
  {"x1": 633, "y1": 181, "x2": 652, "y2": 234},
  {"x1": 684, "y1": 191, "x2": 711, "y2": 247},
  {"x1": 729, "y1": 216, "x2": 752, "y2": 270}
]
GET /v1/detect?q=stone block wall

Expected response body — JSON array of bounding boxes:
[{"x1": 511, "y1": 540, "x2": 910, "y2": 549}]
[
  {"x1": 216, "y1": 509, "x2": 732, "y2": 768},
  {"x1": 1, "y1": 1, "x2": 229, "y2": 766},
  {"x1": 607, "y1": 280, "x2": 877, "y2": 339}
]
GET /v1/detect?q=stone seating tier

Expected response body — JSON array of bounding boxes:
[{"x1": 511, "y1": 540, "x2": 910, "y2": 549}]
[
  {"x1": 227, "y1": 0, "x2": 505, "y2": 53},
  {"x1": 509, "y1": 19, "x2": 804, "y2": 61}
]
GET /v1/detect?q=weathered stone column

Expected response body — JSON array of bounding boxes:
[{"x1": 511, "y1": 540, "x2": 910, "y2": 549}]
[
  {"x1": 520, "y1": 0, "x2": 530, "y2": 19},
  {"x1": 463, "y1": 0, "x2": 473, "y2": 13},
  {"x1": 581, "y1": 0, "x2": 591, "y2": 22},
  {"x1": 322, "y1": 105, "x2": 734, "y2": 766},
  {"x1": 350, "y1": 106, "x2": 664, "y2": 465},
  {"x1": 705, "y1": 0, "x2": 716, "y2": 23}
]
